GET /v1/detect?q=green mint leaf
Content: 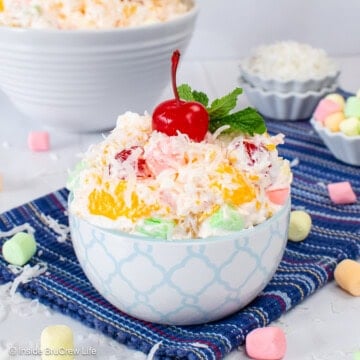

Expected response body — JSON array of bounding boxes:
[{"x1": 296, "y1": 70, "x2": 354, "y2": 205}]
[
  {"x1": 178, "y1": 84, "x2": 209, "y2": 107},
  {"x1": 209, "y1": 107, "x2": 266, "y2": 136},
  {"x1": 177, "y1": 84, "x2": 194, "y2": 101},
  {"x1": 192, "y1": 90, "x2": 209, "y2": 107},
  {"x1": 177, "y1": 83, "x2": 267, "y2": 135},
  {"x1": 208, "y1": 87, "x2": 243, "y2": 118}
]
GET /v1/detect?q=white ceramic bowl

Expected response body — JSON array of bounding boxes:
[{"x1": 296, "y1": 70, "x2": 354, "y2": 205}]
[
  {"x1": 240, "y1": 63, "x2": 340, "y2": 93},
  {"x1": 69, "y1": 198, "x2": 290, "y2": 325},
  {"x1": 0, "y1": 3, "x2": 198, "y2": 132},
  {"x1": 310, "y1": 118, "x2": 360, "y2": 166},
  {"x1": 241, "y1": 78, "x2": 338, "y2": 121}
]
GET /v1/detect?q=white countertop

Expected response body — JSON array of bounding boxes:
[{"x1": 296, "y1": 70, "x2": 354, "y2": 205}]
[{"x1": 0, "y1": 58, "x2": 360, "y2": 360}]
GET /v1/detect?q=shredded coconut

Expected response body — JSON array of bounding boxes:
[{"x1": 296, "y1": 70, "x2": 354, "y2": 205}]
[
  {"x1": 40, "y1": 214, "x2": 70, "y2": 243},
  {"x1": 69, "y1": 111, "x2": 292, "y2": 239},
  {"x1": 146, "y1": 342, "x2": 162, "y2": 360},
  {"x1": 191, "y1": 342, "x2": 210, "y2": 349},
  {"x1": 241, "y1": 41, "x2": 337, "y2": 81},
  {"x1": 49, "y1": 152, "x2": 59, "y2": 161},
  {"x1": 290, "y1": 157, "x2": 300, "y2": 167},
  {"x1": 0, "y1": 0, "x2": 192, "y2": 29},
  {"x1": 0, "y1": 224, "x2": 35, "y2": 238},
  {"x1": 8, "y1": 262, "x2": 48, "y2": 297}
]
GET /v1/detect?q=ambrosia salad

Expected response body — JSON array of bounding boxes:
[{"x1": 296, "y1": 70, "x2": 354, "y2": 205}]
[
  {"x1": 0, "y1": 0, "x2": 192, "y2": 29},
  {"x1": 68, "y1": 51, "x2": 292, "y2": 240}
]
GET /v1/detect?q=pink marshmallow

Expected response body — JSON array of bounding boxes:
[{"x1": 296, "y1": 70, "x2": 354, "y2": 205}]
[
  {"x1": 266, "y1": 188, "x2": 290, "y2": 205},
  {"x1": 327, "y1": 181, "x2": 357, "y2": 204},
  {"x1": 313, "y1": 99, "x2": 342, "y2": 123},
  {"x1": 28, "y1": 131, "x2": 50, "y2": 152},
  {"x1": 246, "y1": 326, "x2": 287, "y2": 360}
]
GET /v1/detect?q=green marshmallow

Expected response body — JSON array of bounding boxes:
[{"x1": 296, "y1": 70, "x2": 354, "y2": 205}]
[
  {"x1": 2, "y1": 232, "x2": 37, "y2": 266},
  {"x1": 344, "y1": 96, "x2": 360, "y2": 118},
  {"x1": 209, "y1": 205, "x2": 244, "y2": 231},
  {"x1": 136, "y1": 218, "x2": 175, "y2": 239}
]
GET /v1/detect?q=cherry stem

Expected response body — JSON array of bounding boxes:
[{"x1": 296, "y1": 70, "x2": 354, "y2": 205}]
[{"x1": 171, "y1": 50, "x2": 181, "y2": 104}]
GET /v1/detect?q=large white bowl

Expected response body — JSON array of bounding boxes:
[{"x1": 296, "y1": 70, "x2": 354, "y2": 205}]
[
  {"x1": 310, "y1": 118, "x2": 360, "y2": 166},
  {"x1": 69, "y1": 198, "x2": 290, "y2": 325},
  {"x1": 0, "y1": 3, "x2": 198, "y2": 132},
  {"x1": 241, "y1": 77, "x2": 337, "y2": 121}
]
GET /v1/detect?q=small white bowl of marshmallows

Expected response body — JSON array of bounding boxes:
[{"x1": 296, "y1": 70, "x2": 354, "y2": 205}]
[
  {"x1": 310, "y1": 91, "x2": 360, "y2": 166},
  {"x1": 240, "y1": 41, "x2": 340, "y2": 121}
]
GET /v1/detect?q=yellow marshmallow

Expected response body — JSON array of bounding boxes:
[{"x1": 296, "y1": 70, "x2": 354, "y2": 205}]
[
  {"x1": 324, "y1": 112, "x2": 345, "y2": 132},
  {"x1": 325, "y1": 93, "x2": 346, "y2": 110},
  {"x1": 334, "y1": 259, "x2": 360, "y2": 296},
  {"x1": 41, "y1": 325, "x2": 74, "y2": 360},
  {"x1": 288, "y1": 210, "x2": 312, "y2": 242}
]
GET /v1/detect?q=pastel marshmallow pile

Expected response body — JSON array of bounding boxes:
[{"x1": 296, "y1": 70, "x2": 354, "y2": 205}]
[
  {"x1": 246, "y1": 326, "x2": 287, "y2": 360},
  {"x1": 313, "y1": 91, "x2": 360, "y2": 136},
  {"x1": 334, "y1": 259, "x2": 360, "y2": 296}
]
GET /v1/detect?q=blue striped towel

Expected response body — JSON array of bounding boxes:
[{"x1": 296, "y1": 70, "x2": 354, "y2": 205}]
[{"x1": 0, "y1": 116, "x2": 359, "y2": 359}]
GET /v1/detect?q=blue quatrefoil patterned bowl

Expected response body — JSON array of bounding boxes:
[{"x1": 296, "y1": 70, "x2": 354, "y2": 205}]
[{"x1": 69, "y1": 199, "x2": 290, "y2": 325}]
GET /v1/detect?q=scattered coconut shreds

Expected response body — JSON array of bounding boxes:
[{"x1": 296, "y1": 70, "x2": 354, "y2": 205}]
[
  {"x1": 191, "y1": 342, "x2": 210, "y2": 349},
  {"x1": 146, "y1": 342, "x2": 162, "y2": 360},
  {"x1": 290, "y1": 157, "x2": 299, "y2": 167},
  {"x1": 0, "y1": 223, "x2": 35, "y2": 238},
  {"x1": 8, "y1": 262, "x2": 48, "y2": 297},
  {"x1": 2, "y1": 141, "x2": 10, "y2": 149},
  {"x1": 40, "y1": 214, "x2": 70, "y2": 243},
  {"x1": 49, "y1": 152, "x2": 59, "y2": 161},
  {"x1": 211, "y1": 125, "x2": 230, "y2": 140},
  {"x1": 0, "y1": 263, "x2": 50, "y2": 323}
]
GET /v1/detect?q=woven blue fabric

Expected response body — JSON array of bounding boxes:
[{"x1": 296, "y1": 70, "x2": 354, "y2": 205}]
[{"x1": 0, "y1": 115, "x2": 359, "y2": 359}]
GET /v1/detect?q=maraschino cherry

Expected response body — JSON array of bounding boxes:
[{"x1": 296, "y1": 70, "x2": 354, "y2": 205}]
[{"x1": 152, "y1": 50, "x2": 209, "y2": 142}]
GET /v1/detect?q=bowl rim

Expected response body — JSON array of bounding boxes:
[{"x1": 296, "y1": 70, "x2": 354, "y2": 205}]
[
  {"x1": 69, "y1": 196, "x2": 291, "y2": 245},
  {"x1": 0, "y1": 1, "x2": 198, "y2": 35},
  {"x1": 240, "y1": 77, "x2": 338, "y2": 99},
  {"x1": 310, "y1": 117, "x2": 360, "y2": 141}
]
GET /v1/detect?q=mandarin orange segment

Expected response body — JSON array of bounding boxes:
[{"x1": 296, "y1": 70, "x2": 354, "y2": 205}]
[
  {"x1": 88, "y1": 181, "x2": 157, "y2": 221},
  {"x1": 213, "y1": 164, "x2": 256, "y2": 206},
  {"x1": 265, "y1": 143, "x2": 276, "y2": 151},
  {"x1": 123, "y1": 4, "x2": 137, "y2": 18}
]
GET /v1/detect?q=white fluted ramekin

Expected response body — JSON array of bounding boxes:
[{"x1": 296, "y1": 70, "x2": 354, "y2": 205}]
[
  {"x1": 310, "y1": 118, "x2": 360, "y2": 166},
  {"x1": 241, "y1": 78, "x2": 337, "y2": 121},
  {"x1": 239, "y1": 62, "x2": 340, "y2": 93},
  {"x1": 0, "y1": 3, "x2": 198, "y2": 132}
]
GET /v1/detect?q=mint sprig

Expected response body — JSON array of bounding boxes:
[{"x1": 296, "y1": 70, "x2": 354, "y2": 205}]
[{"x1": 177, "y1": 84, "x2": 266, "y2": 136}]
